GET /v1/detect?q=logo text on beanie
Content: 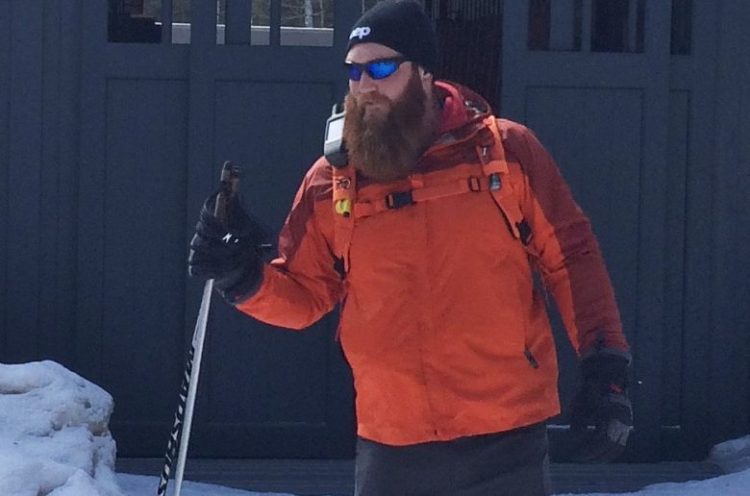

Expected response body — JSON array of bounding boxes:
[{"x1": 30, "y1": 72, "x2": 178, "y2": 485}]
[{"x1": 350, "y1": 26, "x2": 371, "y2": 40}]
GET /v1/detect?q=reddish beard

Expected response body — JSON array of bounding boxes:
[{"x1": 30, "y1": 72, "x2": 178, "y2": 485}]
[{"x1": 343, "y1": 70, "x2": 437, "y2": 182}]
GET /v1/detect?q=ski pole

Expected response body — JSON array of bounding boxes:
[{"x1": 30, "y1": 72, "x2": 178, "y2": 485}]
[{"x1": 157, "y1": 161, "x2": 240, "y2": 496}]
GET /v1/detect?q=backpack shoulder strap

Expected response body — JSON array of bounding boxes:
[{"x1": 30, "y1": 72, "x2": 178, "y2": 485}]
[
  {"x1": 332, "y1": 163, "x2": 356, "y2": 273},
  {"x1": 481, "y1": 116, "x2": 533, "y2": 246}
]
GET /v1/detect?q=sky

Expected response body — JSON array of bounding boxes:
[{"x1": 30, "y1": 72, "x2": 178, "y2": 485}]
[{"x1": 1, "y1": 360, "x2": 748, "y2": 496}]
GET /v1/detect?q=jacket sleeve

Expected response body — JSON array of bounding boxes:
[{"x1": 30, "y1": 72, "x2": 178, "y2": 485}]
[
  {"x1": 500, "y1": 120, "x2": 629, "y2": 356},
  {"x1": 234, "y1": 159, "x2": 343, "y2": 330}
]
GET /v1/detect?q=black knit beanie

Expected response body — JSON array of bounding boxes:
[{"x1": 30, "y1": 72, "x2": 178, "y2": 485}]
[{"x1": 346, "y1": 0, "x2": 439, "y2": 75}]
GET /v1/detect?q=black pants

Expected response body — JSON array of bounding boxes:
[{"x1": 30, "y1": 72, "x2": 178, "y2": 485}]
[{"x1": 354, "y1": 423, "x2": 552, "y2": 496}]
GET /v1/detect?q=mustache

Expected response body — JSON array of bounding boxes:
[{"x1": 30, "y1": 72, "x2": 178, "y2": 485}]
[{"x1": 353, "y1": 92, "x2": 391, "y2": 107}]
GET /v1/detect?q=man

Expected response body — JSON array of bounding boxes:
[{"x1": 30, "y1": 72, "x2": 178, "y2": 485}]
[{"x1": 188, "y1": 1, "x2": 633, "y2": 495}]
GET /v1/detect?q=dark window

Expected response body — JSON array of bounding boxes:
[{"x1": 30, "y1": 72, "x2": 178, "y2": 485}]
[
  {"x1": 108, "y1": 0, "x2": 192, "y2": 44},
  {"x1": 591, "y1": 0, "x2": 645, "y2": 53},
  {"x1": 109, "y1": 0, "x2": 336, "y2": 46},
  {"x1": 671, "y1": 0, "x2": 692, "y2": 55},
  {"x1": 527, "y1": 0, "x2": 583, "y2": 51},
  {"x1": 528, "y1": 0, "x2": 647, "y2": 53},
  {"x1": 435, "y1": 1, "x2": 504, "y2": 109},
  {"x1": 527, "y1": 0, "x2": 584, "y2": 52},
  {"x1": 528, "y1": 0, "x2": 551, "y2": 50},
  {"x1": 108, "y1": 0, "x2": 163, "y2": 43}
]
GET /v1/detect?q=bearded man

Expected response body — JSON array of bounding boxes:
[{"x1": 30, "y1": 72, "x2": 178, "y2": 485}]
[{"x1": 188, "y1": 1, "x2": 633, "y2": 495}]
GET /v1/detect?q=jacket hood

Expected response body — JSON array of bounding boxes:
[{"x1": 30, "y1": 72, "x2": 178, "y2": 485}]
[{"x1": 435, "y1": 80, "x2": 494, "y2": 136}]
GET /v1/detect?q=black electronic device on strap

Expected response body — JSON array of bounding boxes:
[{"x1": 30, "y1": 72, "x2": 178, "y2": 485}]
[{"x1": 324, "y1": 103, "x2": 348, "y2": 168}]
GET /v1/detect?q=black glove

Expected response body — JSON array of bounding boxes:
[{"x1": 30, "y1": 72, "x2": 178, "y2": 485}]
[
  {"x1": 188, "y1": 192, "x2": 268, "y2": 304},
  {"x1": 568, "y1": 351, "x2": 633, "y2": 463}
]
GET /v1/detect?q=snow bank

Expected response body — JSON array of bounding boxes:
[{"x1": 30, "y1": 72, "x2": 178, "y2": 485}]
[
  {"x1": 555, "y1": 468, "x2": 750, "y2": 496},
  {"x1": 0, "y1": 360, "x2": 123, "y2": 496},
  {"x1": 557, "y1": 434, "x2": 750, "y2": 496},
  {"x1": 708, "y1": 434, "x2": 750, "y2": 474}
]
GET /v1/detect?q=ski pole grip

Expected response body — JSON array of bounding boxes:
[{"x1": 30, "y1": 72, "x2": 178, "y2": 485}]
[{"x1": 213, "y1": 161, "x2": 241, "y2": 224}]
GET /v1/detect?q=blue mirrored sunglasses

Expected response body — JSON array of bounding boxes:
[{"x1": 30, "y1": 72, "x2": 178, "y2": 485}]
[{"x1": 345, "y1": 57, "x2": 407, "y2": 81}]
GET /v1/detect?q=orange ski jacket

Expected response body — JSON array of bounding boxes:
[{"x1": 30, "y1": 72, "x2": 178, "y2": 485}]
[{"x1": 237, "y1": 81, "x2": 629, "y2": 446}]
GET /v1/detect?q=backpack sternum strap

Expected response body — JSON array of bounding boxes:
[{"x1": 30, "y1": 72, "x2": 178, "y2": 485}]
[{"x1": 354, "y1": 175, "x2": 493, "y2": 219}]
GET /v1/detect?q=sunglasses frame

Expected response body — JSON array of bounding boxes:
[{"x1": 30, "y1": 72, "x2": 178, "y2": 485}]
[{"x1": 344, "y1": 56, "x2": 408, "y2": 82}]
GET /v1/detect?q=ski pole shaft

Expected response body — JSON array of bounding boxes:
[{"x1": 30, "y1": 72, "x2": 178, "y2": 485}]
[
  {"x1": 157, "y1": 162, "x2": 240, "y2": 496},
  {"x1": 156, "y1": 331, "x2": 194, "y2": 496},
  {"x1": 172, "y1": 278, "x2": 213, "y2": 496}
]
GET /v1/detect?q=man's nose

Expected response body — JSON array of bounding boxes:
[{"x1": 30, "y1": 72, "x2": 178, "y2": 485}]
[{"x1": 356, "y1": 72, "x2": 377, "y2": 93}]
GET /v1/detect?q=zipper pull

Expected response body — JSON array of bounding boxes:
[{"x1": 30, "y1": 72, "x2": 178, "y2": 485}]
[{"x1": 524, "y1": 348, "x2": 540, "y2": 369}]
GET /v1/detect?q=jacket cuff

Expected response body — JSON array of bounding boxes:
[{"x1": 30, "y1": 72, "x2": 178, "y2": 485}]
[
  {"x1": 217, "y1": 260, "x2": 264, "y2": 305},
  {"x1": 580, "y1": 346, "x2": 632, "y2": 365}
]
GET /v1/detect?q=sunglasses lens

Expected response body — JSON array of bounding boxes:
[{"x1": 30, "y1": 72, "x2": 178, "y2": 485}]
[
  {"x1": 368, "y1": 60, "x2": 399, "y2": 80},
  {"x1": 347, "y1": 64, "x2": 363, "y2": 81}
]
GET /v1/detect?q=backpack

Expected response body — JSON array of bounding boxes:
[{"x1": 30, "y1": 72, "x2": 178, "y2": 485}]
[{"x1": 331, "y1": 116, "x2": 532, "y2": 274}]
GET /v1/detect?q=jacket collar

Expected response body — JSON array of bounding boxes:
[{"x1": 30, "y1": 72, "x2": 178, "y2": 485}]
[{"x1": 436, "y1": 80, "x2": 493, "y2": 135}]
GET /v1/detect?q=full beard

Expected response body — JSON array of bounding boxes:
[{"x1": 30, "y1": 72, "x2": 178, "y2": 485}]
[{"x1": 343, "y1": 71, "x2": 437, "y2": 182}]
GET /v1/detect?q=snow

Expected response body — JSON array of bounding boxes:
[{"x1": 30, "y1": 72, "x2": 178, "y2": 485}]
[
  {"x1": 554, "y1": 434, "x2": 750, "y2": 496},
  {"x1": 0, "y1": 361, "x2": 121, "y2": 496},
  {"x1": 709, "y1": 434, "x2": 750, "y2": 474},
  {"x1": 1, "y1": 360, "x2": 749, "y2": 496},
  {"x1": 0, "y1": 361, "x2": 292, "y2": 496},
  {"x1": 116, "y1": 474, "x2": 295, "y2": 496},
  {"x1": 555, "y1": 470, "x2": 750, "y2": 496}
]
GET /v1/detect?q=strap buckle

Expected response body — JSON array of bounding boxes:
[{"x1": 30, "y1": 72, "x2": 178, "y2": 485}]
[
  {"x1": 385, "y1": 191, "x2": 414, "y2": 209},
  {"x1": 517, "y1": 219, "x2": 533, "y2": 245},
  {"x1": 468, "y1": 176, "x2": 482, "y2": 192},
  {"x1": 488, "y1": 173, "x2": 502, "y2": 191}
]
